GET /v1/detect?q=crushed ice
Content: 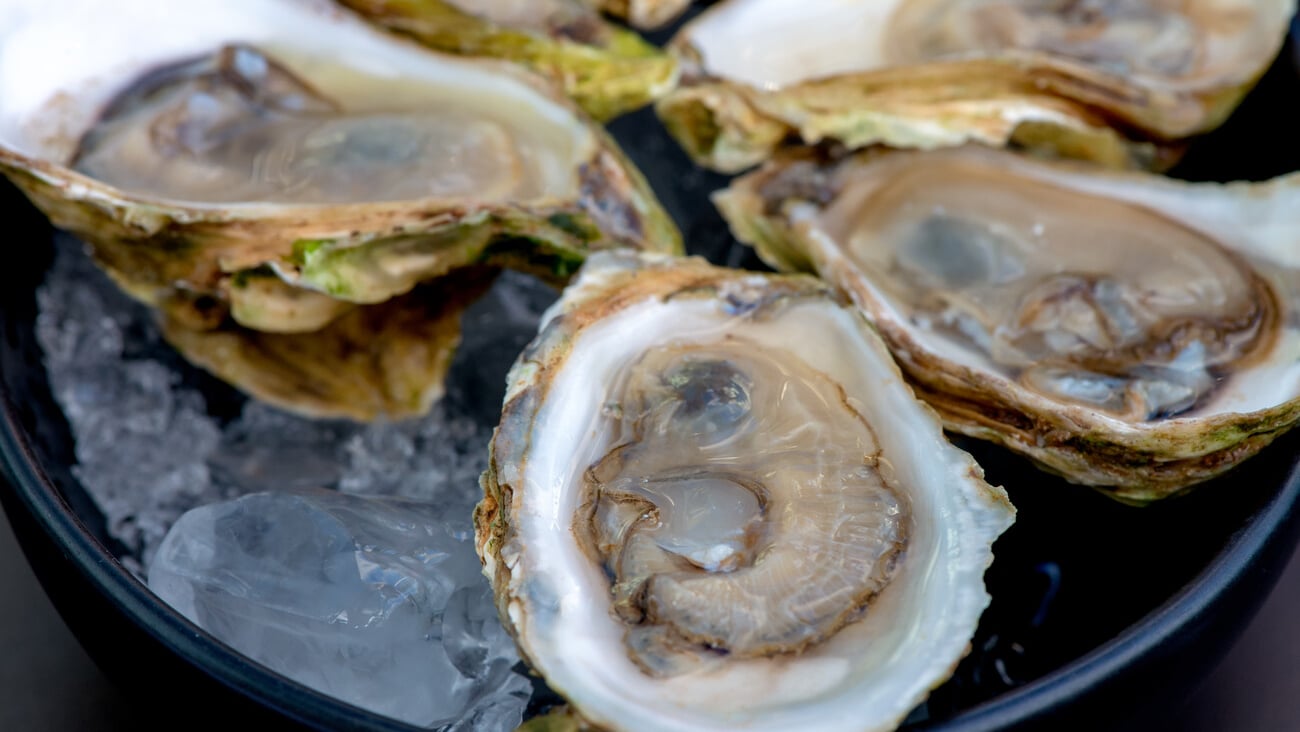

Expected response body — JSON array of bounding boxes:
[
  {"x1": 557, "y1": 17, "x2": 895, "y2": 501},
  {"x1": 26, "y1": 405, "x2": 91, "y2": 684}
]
[{"x1": 35, "y1": 236, "x2": 556, "y2": 729}]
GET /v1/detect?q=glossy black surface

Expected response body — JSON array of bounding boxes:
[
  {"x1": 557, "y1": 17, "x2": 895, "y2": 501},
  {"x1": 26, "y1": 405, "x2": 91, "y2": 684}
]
[{"x1": 2, "y1": 12, "x2": 1300, "y2": 732}]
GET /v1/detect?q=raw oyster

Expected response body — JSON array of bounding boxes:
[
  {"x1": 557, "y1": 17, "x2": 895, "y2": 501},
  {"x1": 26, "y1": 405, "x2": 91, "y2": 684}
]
[
  {"x1": 592, "y1": 0, "x2": 694, "y2": 30},
  {"x1": 477, "y1": 251, "x2": 1015, "y2": 731},
  {"x1": 0, "y1": 0, "x2": 679, "y2": 419},
  {"x1": 659, "y1": 0, "x2": 1297, "y2": 173},
  {"x1": 336, "y1": 0, "x2": 679, "y2": 121},
  {"x1": 717, "y1": 144, "x2": 1300, "y2": 502}
]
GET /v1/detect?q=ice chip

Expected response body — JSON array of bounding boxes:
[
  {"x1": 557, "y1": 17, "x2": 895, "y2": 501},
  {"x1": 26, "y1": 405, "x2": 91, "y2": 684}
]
[{"x1": 149, "y1": 489, "x2": 529, "y2": 730}]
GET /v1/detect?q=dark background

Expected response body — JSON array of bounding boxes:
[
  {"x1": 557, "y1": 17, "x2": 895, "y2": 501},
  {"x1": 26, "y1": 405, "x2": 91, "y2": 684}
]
[{"x1": 1, "y1": 509, "x2": 1297, "y2": 731}]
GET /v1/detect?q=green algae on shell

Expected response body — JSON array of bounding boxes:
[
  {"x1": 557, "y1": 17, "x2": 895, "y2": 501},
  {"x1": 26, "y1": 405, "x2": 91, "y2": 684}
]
[{"x1": 337, "y1": 0, "x2": 679, "y2": 121}]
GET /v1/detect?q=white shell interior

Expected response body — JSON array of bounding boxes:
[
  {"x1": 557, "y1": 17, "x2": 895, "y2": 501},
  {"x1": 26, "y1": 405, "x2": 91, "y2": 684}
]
[
  {"x1": 502, "y1": 260, "x2": 1013, "y2": 732},
  {"x1": 794, "y1": 147, "x2": 1300, "y2": 432},
  {"x1": 0, "y1": 0, "x2": 595, "y2": 201}
]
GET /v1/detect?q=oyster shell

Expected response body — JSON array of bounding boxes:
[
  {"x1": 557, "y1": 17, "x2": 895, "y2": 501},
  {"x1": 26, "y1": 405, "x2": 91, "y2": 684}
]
[
  {"x1": 0, "y1": 0, "x2": 679, "y2": 419},
  {"x1": 163, "y1": 268, "x2": 496, "y2": 421},
  {"x1": 477, "y1": 251, "x2": 1015, "y2": 731},
  {"x1": 658, "y1": 0, "x2": 1297, "y2": 173},
  {"x1": 717, "y1": 144, "x2": 1300, "y2": 502},
  {"x1": 336, "y1": 0, "x2": 679, "y2": 121},
  {"x1": 0, "y1": 0, "x2": 686, "y2": 314}
]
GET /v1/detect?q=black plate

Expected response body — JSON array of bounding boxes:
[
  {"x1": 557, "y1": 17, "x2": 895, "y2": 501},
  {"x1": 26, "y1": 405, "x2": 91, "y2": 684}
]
[{"x1": 2, "y1": 12, "x2": 1300, "y2": 732}]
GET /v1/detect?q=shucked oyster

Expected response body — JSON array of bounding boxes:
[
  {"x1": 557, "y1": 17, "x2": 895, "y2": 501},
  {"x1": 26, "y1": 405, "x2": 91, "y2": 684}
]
[
  {"x1": 478, "y1": 251, "x2": 1014, "y2": 731},
  {"x1": 0, "y1": 0, "x2": 679, "y2": 419},
  {"x1": 717, "y1": 144, "x2": 1300, "y2": 502},
  {"x1": 659, "y1": 0, "x2": 1297, "y2": 173},
  {"x1": 336, "y1": 0, "x2": 678, "y2": 121}
]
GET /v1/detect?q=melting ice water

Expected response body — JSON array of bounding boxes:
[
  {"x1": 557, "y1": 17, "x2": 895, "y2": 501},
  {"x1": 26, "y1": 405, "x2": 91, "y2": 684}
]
[{"x1": 35, "y1": 237, "x2": 556, "y2": 729}]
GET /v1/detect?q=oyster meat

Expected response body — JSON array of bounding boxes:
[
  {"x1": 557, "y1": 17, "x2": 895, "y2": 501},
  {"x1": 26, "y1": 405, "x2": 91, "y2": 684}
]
[
  {"x1": 336, "y1": 0, "x2": 679, "y2": 121},
  {"x1": 0, "y1": 0, "x2": 679, "y2": 419},
  {"x1": 717, "y1": 144, "x2": 1300, "y2": 502},
  {"x1": 478, "y1": 251, "x2": 1015, "y2": 731},
  {"x1": 659, "y1": 0, "x2": 1297, "y2": 172}
]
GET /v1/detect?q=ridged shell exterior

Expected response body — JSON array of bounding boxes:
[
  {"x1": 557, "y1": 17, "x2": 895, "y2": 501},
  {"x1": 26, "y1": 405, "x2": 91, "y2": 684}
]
[{"x1": 338, "y1": 0, "x2": 679, "y2": 121}]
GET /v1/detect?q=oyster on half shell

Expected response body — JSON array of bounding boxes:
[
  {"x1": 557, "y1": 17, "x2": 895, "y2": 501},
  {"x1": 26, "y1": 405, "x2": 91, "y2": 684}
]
[
  {"x1": 717, "y1": 144, "x2": 1300, "y2": 502},
  {"x1": 659, "y1": 0, "x2": 1297, "y2": 173},
  {"x1": 0, "y1": 0, "x2": 679, "y2": 420},
  {"x1": 477, "y1": 251, "x2": 1014, "y2": 731},
  {"x1": 336, "y1": 0, "x2": 679, "y2": 121}
]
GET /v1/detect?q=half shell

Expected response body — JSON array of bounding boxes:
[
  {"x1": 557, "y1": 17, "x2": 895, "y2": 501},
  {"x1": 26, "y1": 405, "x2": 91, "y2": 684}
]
[
  {"x1": 0, "y1": 0, "x2": 680, "y2": 321},
  {"x1": 659, "y1": 0, "x2": 1297, "y2": 172},
  {"x1": 0, "y1": 0, "x2": 679, "y2": 419},
  {"x1": 477, "y1": 251, "x2": 1014, "y2": 730},
  {"x1": 717, "y1": 144, "x2": 1300, "y2": 502}
]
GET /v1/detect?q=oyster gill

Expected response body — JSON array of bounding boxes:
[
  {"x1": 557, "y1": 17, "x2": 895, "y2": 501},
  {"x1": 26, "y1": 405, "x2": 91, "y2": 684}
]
[
  {"x1": 336, "y1": 0, "x2": 678, "y2": 121},
  {"x1": 659, "y1": 0, "x2": 1296, "y2": 172},
  {"x1": 478, "y1": 251, "x2": 1014, "y2": 731},
  {"x1": 717, "y1": 144, "x2": 1300, "y2": 502}
]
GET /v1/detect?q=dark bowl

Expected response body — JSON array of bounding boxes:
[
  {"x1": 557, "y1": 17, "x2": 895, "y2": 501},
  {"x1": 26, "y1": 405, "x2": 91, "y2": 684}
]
[{"x1": 3, "y1": 13, "x2": 1300, "y2": 732}]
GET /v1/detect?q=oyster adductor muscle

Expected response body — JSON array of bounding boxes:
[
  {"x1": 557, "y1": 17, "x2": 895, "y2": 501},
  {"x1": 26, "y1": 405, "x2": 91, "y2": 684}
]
[
  {"x1": 717, "y1": 144, "x2": 1300, "y2": 501},
  {"x1": 477, "y1": 251, "x2": 1015, "y2": 731}
]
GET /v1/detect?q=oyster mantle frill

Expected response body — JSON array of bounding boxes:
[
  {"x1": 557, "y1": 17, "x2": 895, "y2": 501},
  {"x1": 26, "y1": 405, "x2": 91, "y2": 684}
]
[{"x1": 477, "y1": 251, "x2": 1015, "y2": 731}]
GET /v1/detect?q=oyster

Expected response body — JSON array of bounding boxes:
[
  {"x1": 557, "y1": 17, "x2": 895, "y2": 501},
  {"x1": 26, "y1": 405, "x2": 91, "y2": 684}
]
[
  {"x1": 478, "y1": 251, "x2": 1015, "y2": 731},
  {"x1": 592, "y1": 0, "x2": 694, "y2": 30},
  {"x1": 717, "y1": 144, "x2": 1300, "y2": 502},
  {"x1": 0, "y1": 0, "x2": 679, "y2": 419},
  {"x1": 659, "y1": 0, "x2": 1297, "y2": 173},
  {"x1": 335, "y1": 0, "x2": 679, "y2": 121}
]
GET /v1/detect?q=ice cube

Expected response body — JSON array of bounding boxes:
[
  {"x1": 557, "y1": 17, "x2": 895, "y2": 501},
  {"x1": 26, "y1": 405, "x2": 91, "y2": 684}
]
[{"x1": 148, "y1": 489, "x2": 530, "y2": 729}]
